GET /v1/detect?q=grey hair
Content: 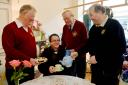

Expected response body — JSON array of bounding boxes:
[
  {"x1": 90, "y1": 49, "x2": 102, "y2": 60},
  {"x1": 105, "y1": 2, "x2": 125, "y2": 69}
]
[
  {"x1": 104, "y1": 6, "x2": 113, "y2": 18},
  {"x1": 19, "y1": 4, "x2": 36, "y2": 14},
  {"x1": 89, "y1": 4, "x2": 106, "y2": 14},
  {"x1": 62, "y1": 10, "x2": 74, "y2": 17},
  {"x1": 104, "y1": 6, "x2": 111, "y2": 16}
]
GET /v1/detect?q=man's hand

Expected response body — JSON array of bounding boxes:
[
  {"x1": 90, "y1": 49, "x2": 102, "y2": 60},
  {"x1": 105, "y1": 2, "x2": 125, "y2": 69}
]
[
  {"x1": 71, "y1": 52, "x2": 78, "y2": 60},
  {"x1": 123, "y1": 60, "x2": 128, "y2": 69},
  {"x1": 30, "y1": 58, "x2": 37, "y2": 66},
  {"x1": 49, "y1": 66, "x2": 55, "y2": 73},
  {"x1": 70, "y1": 49, "x2": 75, "y2": 52},
  {"x1": 88, "y1": 55, "x2": 97, "y2": 64},
  {"x1": 34, "y1": 70, "x2": 42, "y2": 78}
]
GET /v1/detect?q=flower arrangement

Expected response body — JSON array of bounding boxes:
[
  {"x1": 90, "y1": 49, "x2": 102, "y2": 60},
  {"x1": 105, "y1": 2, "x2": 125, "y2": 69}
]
[{"x1": 9, "y1": 60, "x2": 32, "y2": 85}]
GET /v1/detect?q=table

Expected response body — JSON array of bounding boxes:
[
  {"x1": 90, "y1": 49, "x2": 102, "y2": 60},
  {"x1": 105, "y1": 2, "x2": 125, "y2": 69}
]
[{"x1": 20, "y1": 75, "x2": 95, "y2": 85}]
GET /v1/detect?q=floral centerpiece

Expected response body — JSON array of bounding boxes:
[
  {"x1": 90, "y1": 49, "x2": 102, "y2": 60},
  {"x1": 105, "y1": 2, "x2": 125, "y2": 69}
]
[{"x1": 9, "y1": 60, "x2": 32, "y2": 85}]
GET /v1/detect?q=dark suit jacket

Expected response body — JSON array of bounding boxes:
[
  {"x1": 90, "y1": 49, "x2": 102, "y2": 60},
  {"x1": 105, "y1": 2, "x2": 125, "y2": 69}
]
[
  {"x1": 87, "y1": 18, "x2": 126, "y2": 71},
  {"x1": 38, "y1": 45, "x2": 69, "y2": 76}
]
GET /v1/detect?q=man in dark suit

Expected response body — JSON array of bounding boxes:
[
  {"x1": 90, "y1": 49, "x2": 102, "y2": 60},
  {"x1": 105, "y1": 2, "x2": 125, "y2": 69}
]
[
  {"x1": 87, "y1": 4, "x2": 126, "y2": 85},
  {"x1": 38, "y1": 34, "x2": 78, "y2": 76}
]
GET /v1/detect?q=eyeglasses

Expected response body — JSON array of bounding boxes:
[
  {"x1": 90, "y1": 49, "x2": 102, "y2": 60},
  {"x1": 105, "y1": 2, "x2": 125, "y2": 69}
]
[{"x1": 51, "y1": 40, "x2": 60, "y2": 42}]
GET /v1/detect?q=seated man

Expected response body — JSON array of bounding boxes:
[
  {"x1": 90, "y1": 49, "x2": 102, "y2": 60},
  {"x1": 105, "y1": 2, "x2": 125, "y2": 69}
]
[{"x1": 38, "y1": 34, "x2": 77, "y2": 76}]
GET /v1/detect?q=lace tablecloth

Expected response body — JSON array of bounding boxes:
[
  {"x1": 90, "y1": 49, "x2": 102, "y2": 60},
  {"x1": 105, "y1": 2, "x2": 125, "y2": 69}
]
[{"x1": 21, "y1": 75, "x2": 95, "y2": 85}]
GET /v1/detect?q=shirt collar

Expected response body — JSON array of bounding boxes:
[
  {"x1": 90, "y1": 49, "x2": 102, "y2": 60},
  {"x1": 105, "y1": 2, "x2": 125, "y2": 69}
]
[
  {"x1": 96, "y1": 16, "x2": 108, "y2": 27},
  {"x1": 15, "y1": 19, "x2": 24, "y2": 28},
  {"x1": 15, "y1": 19, "x2": 29, "y2": 32},
  {"x1": 70, "y1": 19, "x2": 76, "y2": 30}
]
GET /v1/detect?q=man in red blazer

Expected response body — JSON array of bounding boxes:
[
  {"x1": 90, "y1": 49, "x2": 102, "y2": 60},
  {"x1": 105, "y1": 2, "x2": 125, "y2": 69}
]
[
  {"x1": 2, "y1": 5, "x2": 37, "y2": 85},
  {"x1": 61, "y1": 10, "x2": 88, "y2": 78}
]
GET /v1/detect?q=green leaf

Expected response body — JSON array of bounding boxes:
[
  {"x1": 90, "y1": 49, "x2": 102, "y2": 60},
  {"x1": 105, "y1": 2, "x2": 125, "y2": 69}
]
[
  {"x1": 20, "y1": 77, "x2": 24, "y2": 80},
  {"x1": 11, "y1": 72, "x2": 17, "y2": 81},
  {"x1": 11, "y1": 76, "x2": 14, "y2": 81},
  {"x1": 16, "y1": 72, "x2": 23, "y2": 79},
  {"x1": 10, "y1": 65, "x2": 30, "y2": 81},
  {"x1": 23, "y1": 73, "x2": 28, "y2": 76},
  {"x1": 18, "y1": 68, "x2": 23, "y2": 73}
]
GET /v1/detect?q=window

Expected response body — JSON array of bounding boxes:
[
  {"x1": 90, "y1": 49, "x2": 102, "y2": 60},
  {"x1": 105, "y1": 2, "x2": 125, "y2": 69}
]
[
  {"x1": 103, "y1": 0, "x2": 125, "y2": 6},
  {"x1": 78, "y1": 6, "x2": 84, "y2": 21},
  {"x1": 78, "y1": 0, "x2": 84, "y2": 5},
  {"x1": 77, "y1": 0, "x2": 128, "y2": 44},
  {"x1": 78, "y1": 0, "x2": 102, "y2": 22},
  {"x1": 84, "y1": 2, "x2": 101, "y2": 10},
  {"x1": 112, "y1": 6, "x2": 128, "y2": 17},
  {"x1": 84, "y1": 0, "x2": 98, "y2": 3},
  {"x1": 112, "y1": 6, "x2": 128, "y2": 45}
]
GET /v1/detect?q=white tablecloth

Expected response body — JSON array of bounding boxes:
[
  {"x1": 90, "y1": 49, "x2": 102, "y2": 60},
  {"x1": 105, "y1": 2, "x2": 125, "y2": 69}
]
[{"x1": 20, "y1": 75, "x2": 95, "y2": 85}]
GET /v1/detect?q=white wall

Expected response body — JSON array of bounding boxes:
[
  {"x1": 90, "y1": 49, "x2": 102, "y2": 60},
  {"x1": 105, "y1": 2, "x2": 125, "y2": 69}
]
[
  {"x1": 0, "y1": 0, "x2": 11, "y2": 50},
  {"x1": 11, "y1": 0, "x2": 73, "y2": 38},
  {"x1": 68, "y1": 0, "x2": 78, "y2": 19}
]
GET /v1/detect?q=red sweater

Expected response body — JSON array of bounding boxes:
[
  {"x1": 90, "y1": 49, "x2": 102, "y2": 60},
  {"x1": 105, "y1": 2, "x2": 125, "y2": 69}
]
[
  {"x1": 2, "y1": 21, "x2": 37, "y2": 69},
  {"x1": 62, "y1": 20, "x2": 88, "y2": 51}
]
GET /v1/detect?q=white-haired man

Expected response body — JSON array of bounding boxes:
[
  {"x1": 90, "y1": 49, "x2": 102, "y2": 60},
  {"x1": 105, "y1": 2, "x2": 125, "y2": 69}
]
[
  {"x1": 2, "y1": 4, "x2": 37, "y2": 85},
  {"x1": 61, "y1": 10, "x2": 88, "y2": 78}
]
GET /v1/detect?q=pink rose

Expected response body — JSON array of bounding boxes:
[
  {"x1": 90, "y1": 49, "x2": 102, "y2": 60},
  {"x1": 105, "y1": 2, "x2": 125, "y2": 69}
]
[
  {"x1": 9, "y1": 60, "x2": 21, "y2": 69},
  {"x1": 22, "y1": 60, "x2": 32, "y2": 68}
]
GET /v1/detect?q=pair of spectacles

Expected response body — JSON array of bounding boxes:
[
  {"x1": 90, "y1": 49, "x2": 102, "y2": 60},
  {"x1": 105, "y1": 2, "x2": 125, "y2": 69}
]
[{"x1": 51, "y1": 40, "x2": 60, "y2": 42}]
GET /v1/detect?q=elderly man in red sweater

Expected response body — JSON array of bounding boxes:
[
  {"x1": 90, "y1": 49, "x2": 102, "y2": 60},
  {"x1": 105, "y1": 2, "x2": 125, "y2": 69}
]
[
  {"x1": 2, "y1": 5, "x2": 37, "y2": 85},
  {"x1": 61, "y1": 10, "x2": 88, "y2": 78}
]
